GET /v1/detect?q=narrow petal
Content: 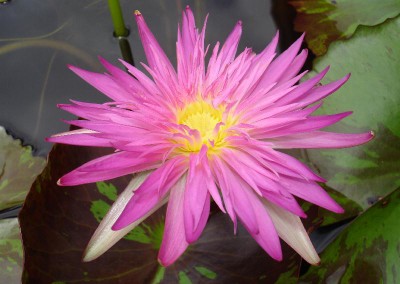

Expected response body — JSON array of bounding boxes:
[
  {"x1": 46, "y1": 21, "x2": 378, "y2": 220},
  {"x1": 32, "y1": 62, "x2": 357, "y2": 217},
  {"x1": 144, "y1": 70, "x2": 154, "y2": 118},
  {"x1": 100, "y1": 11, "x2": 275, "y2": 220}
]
[
  {"x1": 282, "y1": 177, "x2": 344, "y2": 213},
  {"x1": 263, "y1": 200, "x2": 320, "y2": 265},
  {"x1": 183, "y1": 152, "x2": 211, "y2": 243},
  {"x1": 261, "y1": 189, "x2": 306, "y2": 218},
  {"x1": 206, "y1": 20, "x2": 242, "y2": 82},
  {"x1": 84, "y1": 172, "x2": 167, "y2": 261},
  {"x1": 261, "y1": 111, "x2": 353, "y2": 138},
  {"x1": 211, "y1": 157, "x2": 237, "y2": 230},
  {"x1": 276, "y1": 66, "x2": 330, "y2": 106},
  {"x1": 212, "y1": 157, "x2": 282, "y2": 260},
  {"x1": 46, "y1": 129, "x2": 111, "y2": 147},
  {"x1": 231, "y1": 180, "x2": 282, "y2": 261},
  {"x1": 68, "y1": 66, "x2": 132, "y2": 102},
  {"x1": 158, "y1": 175, "x2": 189, "y2": 266},
  {"x1": 58, "y1": 152, "x2": 161, "y2": 186},
  {"x1": 299, "y1": 74, "x2": 351, "y2": 108},
  {"x1": 134, "y1": 11, "x2": 178, "y2": 84},
  {"x1": 270, "y1": 131, "x2": 374, "y2": 149},
  {"x1": 112, "y1": 156, "x2": 187, "y2": 230},
  {"x1": 256, "y1": 33, "x2": 304, "y2": 89}
]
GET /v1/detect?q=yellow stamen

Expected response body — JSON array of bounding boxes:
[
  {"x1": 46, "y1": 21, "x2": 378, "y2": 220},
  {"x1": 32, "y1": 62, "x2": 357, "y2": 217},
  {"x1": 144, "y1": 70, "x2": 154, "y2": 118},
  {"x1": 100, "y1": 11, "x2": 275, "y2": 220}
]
[{"x1": 175, "y1": 99, "x2": 233, "y2": 153}]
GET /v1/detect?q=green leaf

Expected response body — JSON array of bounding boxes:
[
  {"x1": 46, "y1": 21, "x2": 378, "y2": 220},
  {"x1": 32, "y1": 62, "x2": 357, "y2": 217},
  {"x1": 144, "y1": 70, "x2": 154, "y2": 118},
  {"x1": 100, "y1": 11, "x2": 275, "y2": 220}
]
[
  {"x1": 194, "y1": 266, "x2": 217, "y2": 280},
  {"x1": 178, "y1": 271, "x2": 192, "y2": 284},
  {"x1": 290, "y1": 0, "x2": 400, "y2": 55},
  {"x1": 0, "y1": 127, "x2": 46, "y2": 211},
  {"x1": 95, "y1": 182, "x2": 118, "y2": 201},
  {"x1": 306, "y1": 16, "x2": 400, "y2": 209},
  {"x1": 0, "y1": 218, "x2": 23, "y2": 283},
  {"x1": 299, "y1": 187, "x2": 400, "y2": 283}
]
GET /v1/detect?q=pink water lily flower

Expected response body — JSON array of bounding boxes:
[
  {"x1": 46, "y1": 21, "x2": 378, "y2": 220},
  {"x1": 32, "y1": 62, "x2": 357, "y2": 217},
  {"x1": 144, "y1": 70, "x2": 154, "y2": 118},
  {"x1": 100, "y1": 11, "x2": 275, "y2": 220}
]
[{"x1": 48, "y1": 7, "x2": 373, "y2": 266}]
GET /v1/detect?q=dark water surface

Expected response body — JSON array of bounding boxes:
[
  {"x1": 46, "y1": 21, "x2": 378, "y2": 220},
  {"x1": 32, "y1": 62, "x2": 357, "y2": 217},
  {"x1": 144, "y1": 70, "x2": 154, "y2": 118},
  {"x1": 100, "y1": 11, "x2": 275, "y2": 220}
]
[{"x1": 0, "y1": 0, "x2": 278, "y2": 155}]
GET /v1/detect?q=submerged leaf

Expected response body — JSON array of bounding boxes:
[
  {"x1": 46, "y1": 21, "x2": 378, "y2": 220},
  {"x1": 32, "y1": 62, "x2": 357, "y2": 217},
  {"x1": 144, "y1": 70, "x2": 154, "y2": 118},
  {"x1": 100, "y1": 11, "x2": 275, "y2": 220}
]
[
  {"x1": 0, "y1": 218, "x2": 23, "y2": 283},
  {"x1": 0, "y1": 127, "x2": 46, "y2": 211}
]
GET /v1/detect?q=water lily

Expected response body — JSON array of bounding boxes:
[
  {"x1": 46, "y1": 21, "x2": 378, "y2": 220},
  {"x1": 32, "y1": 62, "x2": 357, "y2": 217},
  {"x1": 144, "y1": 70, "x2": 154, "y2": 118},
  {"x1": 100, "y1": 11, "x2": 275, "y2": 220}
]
[{"x1": 47, "y1": 7, "x2": 373, "y2": 266}]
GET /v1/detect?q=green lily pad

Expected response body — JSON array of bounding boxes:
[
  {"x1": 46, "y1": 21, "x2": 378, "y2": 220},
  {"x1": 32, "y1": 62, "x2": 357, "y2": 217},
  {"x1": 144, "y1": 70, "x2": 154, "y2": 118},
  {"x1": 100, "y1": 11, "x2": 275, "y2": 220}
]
[
  {"x1": 290, "y1": 0, "x2": 400, "y2": 55},
  {"x1": 0, "y1": 126, "x2": 46, "y2": 211},
  {"x1": 299, "y1": 187, "x2": 400, "y2": 283},
  {"x1": 0, "y1": 218, "x2": 23, "y2": 283},
  {"x1": 306, "y1": 16, "x2": 400, "y2": 209}
]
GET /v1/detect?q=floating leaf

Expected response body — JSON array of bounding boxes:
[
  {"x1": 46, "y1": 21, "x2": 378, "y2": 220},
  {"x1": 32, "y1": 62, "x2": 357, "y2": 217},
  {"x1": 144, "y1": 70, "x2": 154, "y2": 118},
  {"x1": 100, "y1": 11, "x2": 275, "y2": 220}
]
[
  {"x1": 290, "y1": 0, "x2": 400, "y2": 55},
  {"x1": 306, "y1": 16, "x2": 400, "y2": 209},
  {"x1": 299, "y1": 187, "x2": 400, "y2": 283},
  {"x1": 0, "y1": 126, "x2": 46, "y2": 211},
  {"x1": 0, "y1": 218, "x2": 23, "y2": 283}
]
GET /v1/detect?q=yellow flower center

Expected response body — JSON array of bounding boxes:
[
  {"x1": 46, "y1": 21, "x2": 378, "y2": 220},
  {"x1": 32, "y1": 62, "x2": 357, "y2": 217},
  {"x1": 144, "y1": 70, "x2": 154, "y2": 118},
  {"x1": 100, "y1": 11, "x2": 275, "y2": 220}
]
[{"x1": 175, "y1": 99, "x2": 233, "y2": 153}]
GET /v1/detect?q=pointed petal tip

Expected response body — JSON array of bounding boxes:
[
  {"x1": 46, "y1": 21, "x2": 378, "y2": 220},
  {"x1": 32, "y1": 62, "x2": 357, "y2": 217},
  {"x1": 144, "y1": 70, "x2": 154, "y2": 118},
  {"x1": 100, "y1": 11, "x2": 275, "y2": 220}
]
[
  {"x1": 82, "y1": 249, "x2": 97, "y2": 262},
  {"x1": 334, "y1": 205, "x2": 345, "y2": 214},
  {"x1": 157, "y1": 257, "x2": 171, "y2": 267},
  {"x1": 98, "y1": 56, "x2": 111, "y2": 67},
  {"x1": 271, "y1": 249, "x2": 283, "y2": 262},
  {"x1": 370, "y1": 130, "x2": 375, "y2": 138},
  {"x1": 307, "y1": 255, "x2": 321, "y2": 266},
  {"x1": 134, "y1": 10, "x2": 141, "y2": 16},
  {"x1": 111, "y1": 221, "x2": 125, "y2": 231}
]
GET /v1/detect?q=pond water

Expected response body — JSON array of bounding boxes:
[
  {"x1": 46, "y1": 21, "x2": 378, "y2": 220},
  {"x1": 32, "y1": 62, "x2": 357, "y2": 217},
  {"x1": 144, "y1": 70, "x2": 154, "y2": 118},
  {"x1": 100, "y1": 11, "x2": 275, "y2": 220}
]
[{"x1": 0, "y1": 0, "x2": 285, "y2": 156}]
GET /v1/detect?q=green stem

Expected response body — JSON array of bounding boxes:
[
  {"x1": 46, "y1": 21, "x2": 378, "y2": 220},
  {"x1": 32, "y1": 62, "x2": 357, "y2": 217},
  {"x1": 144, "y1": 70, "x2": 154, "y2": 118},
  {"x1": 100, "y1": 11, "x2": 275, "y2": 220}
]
[{"x1": 107, "y1": 0, "x2": 128, "y2": 37}]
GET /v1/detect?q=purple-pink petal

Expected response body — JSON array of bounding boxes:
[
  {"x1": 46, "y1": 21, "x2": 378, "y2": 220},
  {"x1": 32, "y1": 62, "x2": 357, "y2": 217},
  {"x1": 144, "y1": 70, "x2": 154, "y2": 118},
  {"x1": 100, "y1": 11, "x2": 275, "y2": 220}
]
[
  {"x1": 158, "y1": 177, "x2": 189, "y2": 266},
  {"x1": 112, "y1": 156, "x2": 187, "y2": 230}
]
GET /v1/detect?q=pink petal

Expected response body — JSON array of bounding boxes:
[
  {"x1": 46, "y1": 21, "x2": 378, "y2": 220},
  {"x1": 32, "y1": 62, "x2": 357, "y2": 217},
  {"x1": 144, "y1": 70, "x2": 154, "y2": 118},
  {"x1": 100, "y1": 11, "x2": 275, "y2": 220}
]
[
  {"x1": 270, "y1": 131, "x2": 374, "y2": 149},
  {"x1": 211, "y1": 157, "x2": 237, "y2": 231},
  {"x1": 281, "y1": 177, "x2": 344, "y2": 213},
  {"x1": 299, "y1": 74, "x2": 351, "y2": 107},
  {"x1": 278, "y1": 49, "x2": 308, "y2": 83},
  {"x1": 112, "y1": 156, "x2": 187, "y2": 230},
  {"x1": 276, "y1": 66, "x2": 330, "y2": 105},
  {"x1": 158, "y1": 176, "x2": 189, "y2": 266},
  {"x1": 260, "y1": 148, "x2": 325, "y2": 182},
  {"x1": 206, "y1": 20, "x2": 242, "y2": 82},
  {"x1": 58, "y1": 151, "x2": 161, "y2": 186},
  {"x1": 134, "y1": 11, "x2": 178, "y2": 85},
  {"x1": 256, "y1": 33, "x2": 304, "y2": 90},
  {"x1": 261, "y1": 190, "x2": 306, "y2": 218},
  {"x1": 231, "y1": 180, "x2": 282, "y2": 261},
  {"x1": 69, "y1": 66, "x2": 132, "y2": 102},
  {"x1": 183, "y1": 152, "x2": 211, "y2": 243},
  {"x1": 212, "y1": 157, "x2": 282, "y2": 260},
  {"x1": 262, "y1": 111, "x2": 353, "y2": 138}
]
